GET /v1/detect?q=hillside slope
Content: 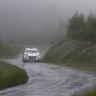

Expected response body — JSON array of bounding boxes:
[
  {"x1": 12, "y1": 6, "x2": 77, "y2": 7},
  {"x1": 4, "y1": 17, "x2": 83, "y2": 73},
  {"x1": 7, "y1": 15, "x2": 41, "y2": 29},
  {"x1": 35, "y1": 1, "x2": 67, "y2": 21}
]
[{"x1": 43, "y1": 38, "x2": 96, "y2": 71}]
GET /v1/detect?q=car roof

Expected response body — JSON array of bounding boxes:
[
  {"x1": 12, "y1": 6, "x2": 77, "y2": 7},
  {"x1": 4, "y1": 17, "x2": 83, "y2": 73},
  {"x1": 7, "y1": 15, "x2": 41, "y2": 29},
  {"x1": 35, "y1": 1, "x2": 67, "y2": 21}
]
[
  {"x1": 32, "y1": 48, "x2": 38, "y2": 50},
  {"x1": 25, "y1": 48, "x2": 31, "y2": 50},
  {"x1": 25, "y1": 48, "x2": 38, "y2": 51}
]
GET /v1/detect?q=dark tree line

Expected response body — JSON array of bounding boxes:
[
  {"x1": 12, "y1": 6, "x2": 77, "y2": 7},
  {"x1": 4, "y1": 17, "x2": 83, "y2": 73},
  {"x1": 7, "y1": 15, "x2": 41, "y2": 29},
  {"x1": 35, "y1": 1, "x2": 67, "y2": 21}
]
[{"x1": 67, "y1": 12, "x2": 96, "y2": 42}]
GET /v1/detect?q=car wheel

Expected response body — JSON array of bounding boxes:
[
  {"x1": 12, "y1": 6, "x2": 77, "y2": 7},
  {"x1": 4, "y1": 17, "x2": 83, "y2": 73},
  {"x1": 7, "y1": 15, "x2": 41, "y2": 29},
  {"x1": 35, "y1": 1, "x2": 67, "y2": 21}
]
[
  {"x1": 36, "y1": 60, "x2": 40, "y2": 62},
  {"x1": 23, "y1": 59, "x2": 27, "y2": 62}
]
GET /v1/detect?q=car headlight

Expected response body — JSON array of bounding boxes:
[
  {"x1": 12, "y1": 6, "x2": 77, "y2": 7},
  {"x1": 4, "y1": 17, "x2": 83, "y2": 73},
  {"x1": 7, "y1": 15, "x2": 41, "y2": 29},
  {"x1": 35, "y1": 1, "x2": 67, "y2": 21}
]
[
  {"x1": 37, "y1": 54, "x2": 40, "y2": 58},
  {"x1": 24, "y1": 54, "x2": 28, "y2": 58}
]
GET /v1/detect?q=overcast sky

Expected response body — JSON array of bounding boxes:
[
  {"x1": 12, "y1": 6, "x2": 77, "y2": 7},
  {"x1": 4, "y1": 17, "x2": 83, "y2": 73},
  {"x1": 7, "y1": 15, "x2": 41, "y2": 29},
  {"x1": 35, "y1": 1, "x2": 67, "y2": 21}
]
[{"x1": 0, "y1": 0, "x2": 96, "y2": 37}]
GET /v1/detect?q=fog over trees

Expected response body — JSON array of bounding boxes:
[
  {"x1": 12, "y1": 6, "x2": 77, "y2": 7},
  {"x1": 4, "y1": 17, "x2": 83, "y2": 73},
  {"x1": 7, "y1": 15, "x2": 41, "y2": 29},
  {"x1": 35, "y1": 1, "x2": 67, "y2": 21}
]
[{"x1": 0, "y1": 0, "x2": 96, "y2": 45}]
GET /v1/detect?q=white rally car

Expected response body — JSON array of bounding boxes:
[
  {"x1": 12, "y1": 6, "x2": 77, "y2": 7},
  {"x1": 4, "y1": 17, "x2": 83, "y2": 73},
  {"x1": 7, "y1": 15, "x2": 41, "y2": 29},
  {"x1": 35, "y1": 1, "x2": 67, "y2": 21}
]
[{"x1": 23, "y1": 48, "x2": 40, "y2": 62}]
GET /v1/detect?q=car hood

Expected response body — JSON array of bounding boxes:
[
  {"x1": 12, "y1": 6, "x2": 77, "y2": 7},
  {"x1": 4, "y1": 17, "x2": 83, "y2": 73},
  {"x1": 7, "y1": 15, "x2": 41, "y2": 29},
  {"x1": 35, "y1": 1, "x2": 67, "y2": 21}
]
[{"x1": 26, "y1": 53, "x2": 39, "y2": 56}]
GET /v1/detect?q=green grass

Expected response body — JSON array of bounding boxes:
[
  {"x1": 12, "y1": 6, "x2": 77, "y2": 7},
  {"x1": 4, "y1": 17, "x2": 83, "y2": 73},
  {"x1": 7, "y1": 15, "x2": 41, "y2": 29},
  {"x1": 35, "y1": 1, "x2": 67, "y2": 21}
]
[
  {"x1": 0, "y1": 42, "x2": 21, "y2": 59},
  {"x1": 43, "y1": 38, "x2": 82, "y2": 64},
  {"x1": 73, "y1": 90, "x2": 96, "y2": 96},
  {"x1": 43, "y1": 38, "x2": 96, "y2": 72},
  {"x1": 0, "y1": 60, "x2": 28, "y2": 90}
]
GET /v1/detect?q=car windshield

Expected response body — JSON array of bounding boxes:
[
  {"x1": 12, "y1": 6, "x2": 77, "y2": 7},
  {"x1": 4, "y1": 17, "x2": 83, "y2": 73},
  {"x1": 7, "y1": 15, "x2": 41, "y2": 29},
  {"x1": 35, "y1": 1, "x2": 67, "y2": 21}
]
[{"x1": 25, "y1": 50, "x2": 38, "y2": 53}]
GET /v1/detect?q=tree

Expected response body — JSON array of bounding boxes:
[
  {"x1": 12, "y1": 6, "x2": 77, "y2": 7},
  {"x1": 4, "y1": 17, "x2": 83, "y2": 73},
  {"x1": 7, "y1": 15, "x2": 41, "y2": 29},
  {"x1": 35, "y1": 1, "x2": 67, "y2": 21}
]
[
  {"x1": 67, "y1": 12, "x2": 85, "y2": 40},
  {"x1": 85, "y1": 14, "x2": 96, "y2": 42}
]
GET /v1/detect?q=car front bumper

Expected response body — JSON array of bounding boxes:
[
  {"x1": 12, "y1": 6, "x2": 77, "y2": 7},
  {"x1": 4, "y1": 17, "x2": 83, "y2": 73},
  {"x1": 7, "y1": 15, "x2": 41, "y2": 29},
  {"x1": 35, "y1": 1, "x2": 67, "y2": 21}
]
[{"x1": 23, "y1": 55, "x2": 40, "y2": 61}]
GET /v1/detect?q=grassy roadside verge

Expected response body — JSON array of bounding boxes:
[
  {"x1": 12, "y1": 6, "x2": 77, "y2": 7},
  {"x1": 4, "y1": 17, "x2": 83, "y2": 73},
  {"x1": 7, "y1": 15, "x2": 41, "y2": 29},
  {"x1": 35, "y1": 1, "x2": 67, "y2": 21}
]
[
  {"x1": 43, "y1": 38, "x2": 96, "y2": 96},
  {"x1": 43, "y1": 38, "x2": 96, "y2": 72},
  {"x1": 73, "y1": 90, "x2": 96, "y2": 96},
  {"x1": 0, "y1": 61, "x2": 28, "y2": 90}
]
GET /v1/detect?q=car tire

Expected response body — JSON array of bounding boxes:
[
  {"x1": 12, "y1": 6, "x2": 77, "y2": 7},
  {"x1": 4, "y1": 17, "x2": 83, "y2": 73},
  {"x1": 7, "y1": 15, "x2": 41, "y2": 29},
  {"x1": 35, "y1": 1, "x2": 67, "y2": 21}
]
[
  {"x1": 36, "y1": 60, "x2": 40, "y2": 62},
  {"x1": 23, "y1": 59, "x2": 27, "y2": 62}
]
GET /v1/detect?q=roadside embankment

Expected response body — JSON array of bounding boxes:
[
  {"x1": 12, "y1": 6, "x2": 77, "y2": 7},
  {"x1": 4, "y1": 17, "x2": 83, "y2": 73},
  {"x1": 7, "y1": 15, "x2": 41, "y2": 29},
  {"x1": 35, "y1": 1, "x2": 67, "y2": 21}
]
[
  {"x1": 0, "y1": 61, "x2": 28, "y2": 90},
  {"x1": 43, "y1": 38, "x2": 96, "y2": 72},
  {"x1": 73, "y1": 89, "x2": 96, "y2": 96}
]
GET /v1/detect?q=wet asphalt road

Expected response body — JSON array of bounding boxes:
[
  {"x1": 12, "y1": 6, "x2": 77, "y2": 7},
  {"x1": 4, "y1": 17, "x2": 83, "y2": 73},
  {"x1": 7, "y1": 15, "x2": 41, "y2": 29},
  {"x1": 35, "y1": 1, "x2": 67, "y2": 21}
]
[{"x1": 0, "y1": 46, "x2": 96, "y2": 96}]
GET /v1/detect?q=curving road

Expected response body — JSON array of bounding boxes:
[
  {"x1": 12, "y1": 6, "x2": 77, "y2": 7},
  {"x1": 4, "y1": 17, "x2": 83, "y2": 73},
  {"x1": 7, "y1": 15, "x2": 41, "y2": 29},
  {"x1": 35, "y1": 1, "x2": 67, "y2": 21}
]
[{"x1": 0, "y1": 46, "x2": 96, "y2": 96}]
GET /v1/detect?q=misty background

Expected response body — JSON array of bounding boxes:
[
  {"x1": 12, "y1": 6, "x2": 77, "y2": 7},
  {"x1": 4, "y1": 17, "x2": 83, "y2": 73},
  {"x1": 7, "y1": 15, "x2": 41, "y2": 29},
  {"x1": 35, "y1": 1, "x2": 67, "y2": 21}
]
[{"x1": 0, "y1": 0, "x2": 96, "y2": 45}]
